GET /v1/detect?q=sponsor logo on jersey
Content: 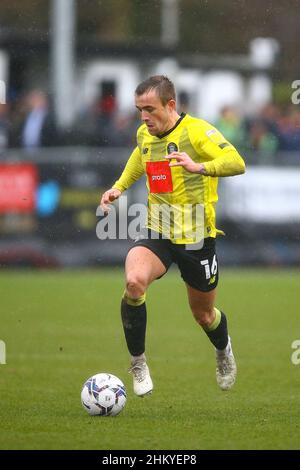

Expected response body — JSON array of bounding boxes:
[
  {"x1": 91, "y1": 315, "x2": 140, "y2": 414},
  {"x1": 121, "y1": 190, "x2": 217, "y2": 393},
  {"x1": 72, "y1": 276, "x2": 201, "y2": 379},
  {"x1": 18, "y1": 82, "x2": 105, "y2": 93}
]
[
  {"x1": 143, "y1": 147, "x2": 149, "y2": 155},
  {"x1": 206, "y1": 129, "x2": 216, "y2": 137},
  {"x1": 206, "y1": 128, "x2": 228, "y2": 147},
  {"x1": 152, "y1": 175, "x2": 167, "y2": 181},
  {"x1": 146, "y1": 161, "x2": 173, "y2": 193}
]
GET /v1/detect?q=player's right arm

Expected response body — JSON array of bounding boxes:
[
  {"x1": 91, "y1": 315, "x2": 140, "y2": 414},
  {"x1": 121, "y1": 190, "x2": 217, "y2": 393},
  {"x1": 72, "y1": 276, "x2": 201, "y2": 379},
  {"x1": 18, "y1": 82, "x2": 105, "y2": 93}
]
[
  {"x1": 100, "y1": 146, "x2": 145, "y2": 213},
  {"x1": 100, "y1": 188, "x2": 122, "y2": 214}
]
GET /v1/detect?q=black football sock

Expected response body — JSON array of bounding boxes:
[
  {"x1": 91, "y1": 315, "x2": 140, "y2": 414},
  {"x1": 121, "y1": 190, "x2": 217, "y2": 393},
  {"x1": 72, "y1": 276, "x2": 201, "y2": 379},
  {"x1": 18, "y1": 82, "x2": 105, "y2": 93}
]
[
  {"x1": 121, "y1": 294, "x2": 147, "y2": 357},
  {"x1": 203, "y1": 308, "x2": 228, "y2": 351}
]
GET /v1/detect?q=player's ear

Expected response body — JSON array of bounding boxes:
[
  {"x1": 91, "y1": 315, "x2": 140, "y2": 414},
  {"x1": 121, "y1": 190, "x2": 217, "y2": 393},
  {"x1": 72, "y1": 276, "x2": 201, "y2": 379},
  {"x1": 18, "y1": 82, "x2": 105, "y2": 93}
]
[{"x1": 167, "y1": 99, "x2": 176, "y2": 112}]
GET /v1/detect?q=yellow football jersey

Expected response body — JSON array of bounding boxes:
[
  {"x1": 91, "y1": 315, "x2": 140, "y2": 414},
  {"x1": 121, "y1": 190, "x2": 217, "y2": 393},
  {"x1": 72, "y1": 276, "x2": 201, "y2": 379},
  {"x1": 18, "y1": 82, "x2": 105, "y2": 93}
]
[{"x1": 113, "y1": 113, "x2": 245, "y2": 244}]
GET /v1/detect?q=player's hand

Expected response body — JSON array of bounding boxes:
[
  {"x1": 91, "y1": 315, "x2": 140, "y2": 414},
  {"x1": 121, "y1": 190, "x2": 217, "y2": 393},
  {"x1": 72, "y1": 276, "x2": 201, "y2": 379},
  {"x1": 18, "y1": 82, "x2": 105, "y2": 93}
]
[
  {"x1": 100, "y1": 188, "x2": 122, "y2": 215},
  {"x1": 165, "y1": 152, "x2": 207, "y2": 175}
]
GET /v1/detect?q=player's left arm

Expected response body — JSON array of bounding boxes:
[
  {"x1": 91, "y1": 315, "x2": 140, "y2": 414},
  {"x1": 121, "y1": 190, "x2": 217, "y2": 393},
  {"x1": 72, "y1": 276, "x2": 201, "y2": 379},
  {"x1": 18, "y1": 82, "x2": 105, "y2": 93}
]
[
  {"x1": 165, "y1": 125, "x2": 245, "y2": 177},
  {"x1": 198, "y1": 127, "x2": 246, "y2": 177}
]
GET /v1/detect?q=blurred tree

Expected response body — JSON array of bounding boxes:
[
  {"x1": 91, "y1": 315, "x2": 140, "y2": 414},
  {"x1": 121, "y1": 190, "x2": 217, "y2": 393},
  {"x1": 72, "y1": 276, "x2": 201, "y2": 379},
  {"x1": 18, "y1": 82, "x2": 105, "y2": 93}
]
[
  {"x1": 78, "y1": 0, "x2": 132, "y2": 41},
  {"x1": 0, "y1": 0, "x2": 49, "y2": 32},
  {"x1": 0, "y1": 0, "x2": 299, "y2": 79},
  {"x1": 181, "y1": 0, "x2": 300, "y2": 79},
  {"x1": 128, "y1": 0, "x2": 161, "y2": 43}
]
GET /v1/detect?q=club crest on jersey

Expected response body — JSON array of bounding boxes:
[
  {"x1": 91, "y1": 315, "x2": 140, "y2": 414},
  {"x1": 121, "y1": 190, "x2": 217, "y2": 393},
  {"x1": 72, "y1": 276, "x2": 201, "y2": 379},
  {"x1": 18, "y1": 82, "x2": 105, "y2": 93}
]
[{"x1": 167, "y1": 142, "x2": 178, "y2": 154}]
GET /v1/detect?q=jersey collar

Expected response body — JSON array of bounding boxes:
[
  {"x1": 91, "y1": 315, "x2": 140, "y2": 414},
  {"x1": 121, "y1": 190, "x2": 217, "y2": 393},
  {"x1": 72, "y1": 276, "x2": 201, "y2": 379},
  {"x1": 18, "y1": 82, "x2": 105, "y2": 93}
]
[{"x1": 157, "y1": 113, "x2": 186, "y2": 139}]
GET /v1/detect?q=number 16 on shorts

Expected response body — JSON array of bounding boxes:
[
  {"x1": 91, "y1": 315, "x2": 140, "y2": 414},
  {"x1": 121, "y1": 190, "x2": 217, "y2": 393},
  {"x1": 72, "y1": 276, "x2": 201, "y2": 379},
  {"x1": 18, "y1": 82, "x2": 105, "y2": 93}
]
[{"x1": 201, "y1": 255, "x2": 218, "y2": 280}]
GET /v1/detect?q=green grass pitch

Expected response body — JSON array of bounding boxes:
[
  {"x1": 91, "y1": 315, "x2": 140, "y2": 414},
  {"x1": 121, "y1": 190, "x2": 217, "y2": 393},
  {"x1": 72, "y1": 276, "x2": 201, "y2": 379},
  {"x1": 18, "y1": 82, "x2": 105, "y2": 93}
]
[{"x1": 0, "y1": 268, "x2": 299, "y2": 450}]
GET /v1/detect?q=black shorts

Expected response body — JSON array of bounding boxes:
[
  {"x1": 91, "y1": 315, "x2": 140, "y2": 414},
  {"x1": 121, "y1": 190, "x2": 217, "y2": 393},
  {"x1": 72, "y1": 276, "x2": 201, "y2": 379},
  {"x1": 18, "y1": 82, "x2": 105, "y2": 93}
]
[{"x1": 128, "y1": 229, "x2": 219, "y2": 292}]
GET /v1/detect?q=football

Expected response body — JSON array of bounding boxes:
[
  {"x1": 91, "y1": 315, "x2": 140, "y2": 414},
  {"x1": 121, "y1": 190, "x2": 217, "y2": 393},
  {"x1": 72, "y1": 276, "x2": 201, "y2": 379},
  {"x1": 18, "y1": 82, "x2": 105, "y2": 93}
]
[{"x1": 81, "y1": 373, "x2": 127, "y2": 417}]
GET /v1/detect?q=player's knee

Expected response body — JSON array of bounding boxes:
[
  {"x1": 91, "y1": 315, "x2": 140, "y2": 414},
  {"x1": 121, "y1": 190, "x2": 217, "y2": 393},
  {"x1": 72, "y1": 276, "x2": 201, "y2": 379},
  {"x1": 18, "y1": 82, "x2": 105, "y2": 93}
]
[
  {"x1": 126, "y1": 273, "x2": 147, "y2": 298},
  {"x1": 192, "y1": 309, "x2": 214, "y2": 328}
]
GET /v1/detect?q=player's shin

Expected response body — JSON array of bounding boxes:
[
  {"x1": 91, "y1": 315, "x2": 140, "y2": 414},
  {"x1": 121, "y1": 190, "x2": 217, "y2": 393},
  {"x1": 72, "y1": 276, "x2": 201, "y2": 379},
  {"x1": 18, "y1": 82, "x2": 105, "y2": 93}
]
[
  {"x1": 205, "y1": 308, "x2": 237, "y2": 390},
  {"x1": 121, "y1": 291, "x2": 147, "y2": 356},
  {"x1": 203, "y1": 307, "x2": 228, "y2": 350},
  {"x1": 121, "y1": 291, "x2": 153, "y2": 396}
]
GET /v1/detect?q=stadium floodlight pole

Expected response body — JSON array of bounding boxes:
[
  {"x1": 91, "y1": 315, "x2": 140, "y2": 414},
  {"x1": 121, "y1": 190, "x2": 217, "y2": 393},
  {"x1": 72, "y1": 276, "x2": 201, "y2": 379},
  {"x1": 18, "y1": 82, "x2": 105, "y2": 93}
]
[
  {"x1": 0, "y1": 50, "x2": 8, "y2": 104},
  {"x1": 51, "y1": 0, "x2": 77, "y2": 130},
  {"x1": 161, "y1": 0, "x2": 179, "y2": 48}
]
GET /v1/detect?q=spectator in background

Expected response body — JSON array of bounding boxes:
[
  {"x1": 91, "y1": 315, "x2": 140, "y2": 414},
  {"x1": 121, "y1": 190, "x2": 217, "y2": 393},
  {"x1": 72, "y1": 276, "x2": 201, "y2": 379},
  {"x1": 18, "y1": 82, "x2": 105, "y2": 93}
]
[
  {"x1": 93, "y1": 89, "x2": 119, "y2": 145},
  {"x1": 277, "y1": 107, "x2": 300, "y2": 151},
  {"x1": 215, "y1": 106, "x2": 245, "y2": 152},
  {"x1": 259, "y1": 103, "x2": 281, "y2": 137},
  {"x1": 114, "y1": 109, "x2": 141, "y2": 147},
  {"x1": 73, "y1": 86, "x2": 124, "y2": 146},
  {"x1": 12, "y1": 90, "x2": 58, "y2": 149},
  {"x1": 248, "y1": 119, "x2": 279, "y2": 153}
]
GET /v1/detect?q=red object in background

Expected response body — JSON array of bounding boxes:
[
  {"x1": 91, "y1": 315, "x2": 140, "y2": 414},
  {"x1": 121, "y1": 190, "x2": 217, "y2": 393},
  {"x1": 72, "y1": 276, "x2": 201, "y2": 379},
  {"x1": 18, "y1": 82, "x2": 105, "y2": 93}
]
[
  {"x1": 0, "y1": 163, "x2": 38, "y2": 213},
  {"x1": 98, "y1": 94, "x2": 116, "y2": 115}
]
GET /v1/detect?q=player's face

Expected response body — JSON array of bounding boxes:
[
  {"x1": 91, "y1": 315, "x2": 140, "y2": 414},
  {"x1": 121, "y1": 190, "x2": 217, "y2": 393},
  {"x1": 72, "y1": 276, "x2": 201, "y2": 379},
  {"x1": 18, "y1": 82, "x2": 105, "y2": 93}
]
[{"x1": 135, "y1": 89, "x2": 175, "y2": 136}]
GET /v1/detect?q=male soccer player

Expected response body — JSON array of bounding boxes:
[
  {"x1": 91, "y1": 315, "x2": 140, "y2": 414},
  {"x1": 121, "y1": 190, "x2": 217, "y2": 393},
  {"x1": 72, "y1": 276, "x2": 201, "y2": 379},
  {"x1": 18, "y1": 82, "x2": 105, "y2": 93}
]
[{"x1": 100, "y1": 75, "x2": 245, "y2": 397}]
